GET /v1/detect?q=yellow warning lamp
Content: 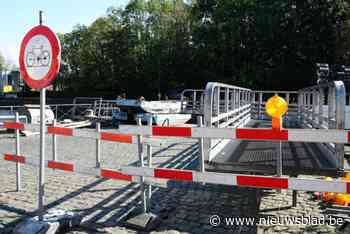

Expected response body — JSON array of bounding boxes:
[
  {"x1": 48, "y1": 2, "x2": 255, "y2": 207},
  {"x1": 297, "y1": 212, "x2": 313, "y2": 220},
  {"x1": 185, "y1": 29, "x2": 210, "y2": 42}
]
[
  {"x1": 342, "y1": 172, "x2": 350, "y2": 181},
  {"x1": 265, "y1": 95, "x2": 288, "y2": 130},
  {"x1": 322, "y1": 174, "x2": 350, "y2": 206},
  {"x1": 323, "y1": 177, "x2": 335, "y2": 202},
  {"x1": 333, "y1": 193, "x2": 350, "y2": 206}
]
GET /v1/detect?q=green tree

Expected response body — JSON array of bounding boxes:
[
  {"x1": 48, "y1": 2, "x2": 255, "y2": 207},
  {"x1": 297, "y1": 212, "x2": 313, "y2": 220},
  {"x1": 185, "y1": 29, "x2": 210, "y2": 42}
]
[
  {"x1": 58, "y1": 0, "x2": 350, "y2": 97},
  {"x1": 0, "y1": 52, "x2": 5, "y2": 72}
]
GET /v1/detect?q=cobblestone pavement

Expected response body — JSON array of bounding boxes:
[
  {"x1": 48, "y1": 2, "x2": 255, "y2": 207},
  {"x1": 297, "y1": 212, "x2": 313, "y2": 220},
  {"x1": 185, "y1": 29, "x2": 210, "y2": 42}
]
[{"x1": 0, "y1": 130, "x2": 349, "y2": 233}]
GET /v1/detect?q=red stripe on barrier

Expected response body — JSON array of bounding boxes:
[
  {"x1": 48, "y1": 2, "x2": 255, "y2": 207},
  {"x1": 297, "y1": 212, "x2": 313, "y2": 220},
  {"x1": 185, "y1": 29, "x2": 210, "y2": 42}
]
[
  {"x1": 101, "y1": 169, "x2": 132, "y2": 181},
  {"x1": 347, "y1": 183, "x2": 350, "y2": 194},
  {"x1": 348, "y1": 132, "x2": 350, "y2": 144},
  {"x1": 48, "y1": 127, "x2": 73, "y2": 136},
  {"x1": 100, "y1": 133, "x2": 133, "y2": 143},
  {"x1": 237, "y1": 176, "x2": 288, "y2": 189},
  {"x1": 4, "y1": 122, "x2": 24, "y2": 130},
  {"x1": 47, "y1": 161, "x2": 74, "y2": 172},
  {"x1": 154, "y1": 168, "x2": 193, "y2": 181},
  {"x1": 236, "y1": 129, "x2": 288, "y2": 141},
  {"x1": 152, "y1": 127, "x2": 192, "y2": 137},
  {"x1": 4, "y1": 154, "x2": 25, "y2": 164}
]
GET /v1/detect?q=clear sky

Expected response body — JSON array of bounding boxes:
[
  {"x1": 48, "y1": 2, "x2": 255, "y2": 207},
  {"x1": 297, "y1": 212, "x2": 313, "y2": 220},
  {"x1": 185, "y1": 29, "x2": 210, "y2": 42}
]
[{"x1": 0, "y1": 0, "x2": 128, "y2": 66}]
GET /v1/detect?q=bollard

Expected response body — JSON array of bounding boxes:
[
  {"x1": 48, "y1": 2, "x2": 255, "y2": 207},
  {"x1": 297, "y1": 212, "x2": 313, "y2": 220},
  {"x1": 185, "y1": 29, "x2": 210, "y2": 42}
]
[
  {"x1": 147, "y1": 115, "x2": 153, "y2": 211},
  {"x1": 96, "y1": 122, "x2": 101, "y2": 168},
  {"x1": 15, "y1": 112, "x2": 21, "y2": 191},
  {"x1": 137, "y1": 118, "x2": 147, "y2": 213},
  {"x1": 52, "y1": 119, "x2": 57, "y2": 162},
  {"x1": 197, "y1": 116, "x2": 205, "y2": 173}
]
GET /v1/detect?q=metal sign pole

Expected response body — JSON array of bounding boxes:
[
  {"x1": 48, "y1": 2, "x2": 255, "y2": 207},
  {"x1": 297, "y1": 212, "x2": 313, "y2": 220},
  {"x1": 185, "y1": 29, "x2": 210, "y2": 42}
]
[
  {"x1": 38, "y1": 88, "x2": 46, "y2": 221},
  {"x1": 39, "y1": 10, "x2": 43, "y2": 25},
  {"x1": 38, "y1": 10, "x2": 45, "y2": 221},
  {"x1": 19, "y1": 10, "x2": 60, "y2": 221}
]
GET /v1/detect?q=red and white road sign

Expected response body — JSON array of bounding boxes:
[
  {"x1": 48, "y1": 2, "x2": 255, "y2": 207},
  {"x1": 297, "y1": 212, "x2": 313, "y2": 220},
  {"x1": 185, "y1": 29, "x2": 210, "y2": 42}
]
[{"x1": 19, "y1": 25, "x2": 61, "y2": 89}]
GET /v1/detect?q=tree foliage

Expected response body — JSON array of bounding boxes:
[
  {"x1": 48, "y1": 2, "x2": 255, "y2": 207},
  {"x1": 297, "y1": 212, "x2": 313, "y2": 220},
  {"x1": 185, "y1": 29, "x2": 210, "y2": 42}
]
[
  {"x1": 58, "y1": 0, "x2": 350, "y2": 98},
  {"x1": 0, "y1": 52, "x2": 5, "y2": 72}
]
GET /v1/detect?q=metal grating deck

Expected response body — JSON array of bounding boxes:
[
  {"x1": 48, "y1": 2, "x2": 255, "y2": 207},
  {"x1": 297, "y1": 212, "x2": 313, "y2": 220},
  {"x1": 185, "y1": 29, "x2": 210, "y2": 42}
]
[{"x1": 206, "y1": 120, "x2": 341, "y2": 176}]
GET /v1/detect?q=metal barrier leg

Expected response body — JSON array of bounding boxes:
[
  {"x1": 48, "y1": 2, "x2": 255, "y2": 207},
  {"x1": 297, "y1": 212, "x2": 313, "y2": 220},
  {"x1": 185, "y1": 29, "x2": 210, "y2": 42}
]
[
  {"x1": 137, "y1": 118, "x2": 147, "y2": 213},
  {"x1": 52, "y1": 119, "x2": 57, "y2": 162},
  {"x1": 15, "y1": 112, "x2": 21, "y2": 191},
  {"x1": 124, "y1": 118, "x2": 160, "y2": 231},
  {"x1": 277, "y1": 142, "x2": 282, "y2": 177},
  {"x1": 147, "y1": 116, "x2": 153, "y2": 212},
  {"x1": 96, "y1": 122, "x2": 101, "y2": 168},
  {"x1": 197, "y1": 116, "x2": 205, "y2": 173},
  {"x1": 146, "y1": 144, "x2": 152, "y2": 212}
]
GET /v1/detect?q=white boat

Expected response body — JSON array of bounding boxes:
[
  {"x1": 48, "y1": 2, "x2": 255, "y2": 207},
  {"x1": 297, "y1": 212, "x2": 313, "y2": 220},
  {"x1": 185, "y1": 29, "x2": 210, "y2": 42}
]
[{"x1": 112, "y1": 99, "x2": 192, "y2": 126}]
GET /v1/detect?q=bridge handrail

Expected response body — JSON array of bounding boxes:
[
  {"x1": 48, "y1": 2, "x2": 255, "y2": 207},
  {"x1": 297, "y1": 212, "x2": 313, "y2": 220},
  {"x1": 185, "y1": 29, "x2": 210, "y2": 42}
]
[
  {"x1": 202, "y1": 82, "x2": 253, "y2": 161},
  {"x1": 180, "y1": 89, "x2": 204, "y2": 114},
  {"x1": 298, "y1": 80, "x2": 346, "y2": 170},
  {"x1": 203, "y1": 82, "x2": 252, "y2": 128}
]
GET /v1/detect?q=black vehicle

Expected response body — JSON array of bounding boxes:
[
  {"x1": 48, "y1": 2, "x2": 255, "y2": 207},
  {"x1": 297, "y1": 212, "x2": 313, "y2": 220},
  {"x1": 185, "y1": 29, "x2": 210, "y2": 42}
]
[{"x1": 316, "y1": 63, "x2": 350, "y2": 84}]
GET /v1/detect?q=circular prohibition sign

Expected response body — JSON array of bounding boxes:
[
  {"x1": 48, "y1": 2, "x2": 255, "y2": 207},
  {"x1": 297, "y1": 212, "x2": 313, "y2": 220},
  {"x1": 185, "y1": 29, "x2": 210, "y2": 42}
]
[{"x1": 19, "y1": 25, "x2": 61, "y2": 89}]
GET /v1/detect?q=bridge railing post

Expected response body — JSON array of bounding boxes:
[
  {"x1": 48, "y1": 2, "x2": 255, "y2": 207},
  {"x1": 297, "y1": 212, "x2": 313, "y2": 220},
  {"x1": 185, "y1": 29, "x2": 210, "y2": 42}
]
[
  {"x1": 319, "y1": 88, "x2": 324, "y2": 128},
  {"x1": 334, "y1": 82, "x2": 345, "y2": 172}
]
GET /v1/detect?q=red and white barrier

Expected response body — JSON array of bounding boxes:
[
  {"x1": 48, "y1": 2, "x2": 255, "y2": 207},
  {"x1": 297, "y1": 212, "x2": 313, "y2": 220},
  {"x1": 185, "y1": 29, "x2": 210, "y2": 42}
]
[
  {"x1": 2, "y1": 153, "x2": 168, "y2": 187},
  {"x1": 6, "y1": 121, "x2": 349, "y2": 144},
  {"x1": 47, "y1": 126, "x2": 138, "y2": 144},
  {"x1": 4, "y1": 151, "x2": 348, "y2": 194},
  {"x1": 4, "y1": 122, "x2": 25, "y2": 130},
  {"x1": 119, "y1": 125, "x2": 350, "y2": 144},
  {"x1": 3, "y1": 122, "x2": 138, "y2": 144},
  {"x1": 121, "y1": 166, "x2": 350, "y2": 194},
  {"x1": 4, "y1": 121, "x2": 350, "y2": 195}
]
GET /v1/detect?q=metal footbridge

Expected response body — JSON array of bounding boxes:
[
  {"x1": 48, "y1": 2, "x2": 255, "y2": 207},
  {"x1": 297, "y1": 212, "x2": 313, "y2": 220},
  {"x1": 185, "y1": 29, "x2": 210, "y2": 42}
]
[{"x1": 181, "y1": 81, "x2": 348, "y2": 177}]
